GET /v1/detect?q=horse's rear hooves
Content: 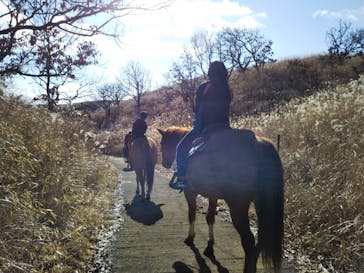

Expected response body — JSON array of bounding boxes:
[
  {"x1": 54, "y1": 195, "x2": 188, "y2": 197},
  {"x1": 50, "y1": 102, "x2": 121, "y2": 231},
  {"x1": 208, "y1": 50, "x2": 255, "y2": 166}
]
[{"x1": 184, "y1": 236, "x2": 194, "y2": 246}]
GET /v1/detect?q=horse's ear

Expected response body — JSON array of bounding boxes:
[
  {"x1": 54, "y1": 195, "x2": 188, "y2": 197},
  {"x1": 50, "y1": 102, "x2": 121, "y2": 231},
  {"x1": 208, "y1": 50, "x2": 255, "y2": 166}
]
[{"x1": 157, "y1": 128, "x2": 165, "y2": 135}]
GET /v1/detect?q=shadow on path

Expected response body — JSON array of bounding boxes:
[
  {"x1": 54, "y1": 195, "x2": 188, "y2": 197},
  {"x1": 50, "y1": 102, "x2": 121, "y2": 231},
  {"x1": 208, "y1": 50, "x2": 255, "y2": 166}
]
[
  {"x1": 124, "y1": 194, "x2": 164, "y2": 225},
  {"x1": 172, "y1": 242, "x2": 230, "y2": 273}
]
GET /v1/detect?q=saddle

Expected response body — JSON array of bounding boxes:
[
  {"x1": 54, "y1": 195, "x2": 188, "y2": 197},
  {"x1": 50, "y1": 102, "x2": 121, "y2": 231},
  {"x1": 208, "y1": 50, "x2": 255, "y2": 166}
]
[{"x1": 188, "y1": 123, "x2": 230, "y2": 157}]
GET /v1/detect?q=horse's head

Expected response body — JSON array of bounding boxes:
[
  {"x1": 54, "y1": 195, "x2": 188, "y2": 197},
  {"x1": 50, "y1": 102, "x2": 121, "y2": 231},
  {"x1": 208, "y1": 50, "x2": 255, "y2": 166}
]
[{"x1": 158, "y1": 127, "x2": 189, "y2": 169}]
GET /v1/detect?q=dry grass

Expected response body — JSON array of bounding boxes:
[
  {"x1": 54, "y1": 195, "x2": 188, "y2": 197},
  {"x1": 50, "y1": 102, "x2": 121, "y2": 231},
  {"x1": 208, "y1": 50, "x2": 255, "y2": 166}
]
[
  {"x1": 0, "y1": 94, "x2": 118, "y2": 272},
  {"x1": 231, "y1": 76, "x2": 364, "y2": 272}
]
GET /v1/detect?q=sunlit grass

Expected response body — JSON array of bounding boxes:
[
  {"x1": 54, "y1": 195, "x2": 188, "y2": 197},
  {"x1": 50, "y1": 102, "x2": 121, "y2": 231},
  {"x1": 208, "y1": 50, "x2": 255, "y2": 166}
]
[
  {"x1": 231, "y1": 76, "x2": 364, "y2": 272},
  {"x1": 0, "y1": 95, "x2": 118, "y2": 272}
]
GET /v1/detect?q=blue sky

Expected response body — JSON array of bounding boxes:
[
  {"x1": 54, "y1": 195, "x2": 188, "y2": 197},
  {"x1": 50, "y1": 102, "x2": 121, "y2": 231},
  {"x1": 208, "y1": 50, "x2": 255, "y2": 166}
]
[
  {"x1": 240, "y1": 0, "x2": 364, "y2": 60},
  {"x1": 7, "y1": 0, "x2": 364, "y2": 101}
]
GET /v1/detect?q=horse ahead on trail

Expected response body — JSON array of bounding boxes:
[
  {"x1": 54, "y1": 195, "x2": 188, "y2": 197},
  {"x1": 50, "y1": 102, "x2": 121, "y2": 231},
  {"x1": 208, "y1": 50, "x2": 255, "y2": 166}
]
[
  {"x1": 158, "y1": 126, "x2": 284, "y2": 273},
  {"x1": 128, "y1": 136, "x2": 158, "y2": 200}
]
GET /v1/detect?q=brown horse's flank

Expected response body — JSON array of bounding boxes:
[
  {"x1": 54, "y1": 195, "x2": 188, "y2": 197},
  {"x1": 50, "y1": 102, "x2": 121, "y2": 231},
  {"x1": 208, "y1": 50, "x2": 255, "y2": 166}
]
[{"x1": 158, "y1": 126, "x2": 284, "y2": 273}]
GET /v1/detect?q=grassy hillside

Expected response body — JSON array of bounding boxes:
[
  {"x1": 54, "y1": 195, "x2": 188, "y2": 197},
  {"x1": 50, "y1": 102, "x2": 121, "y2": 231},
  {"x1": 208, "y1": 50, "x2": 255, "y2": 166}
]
[{"x1": 94, "y1": 54, "x2": 364, "y2": 133}]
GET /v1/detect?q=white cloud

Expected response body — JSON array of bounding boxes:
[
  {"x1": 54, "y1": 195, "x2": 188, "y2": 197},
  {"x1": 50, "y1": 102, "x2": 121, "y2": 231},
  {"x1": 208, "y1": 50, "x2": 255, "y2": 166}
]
[
  {"x1": 313, "y1": 6, "x2": 364, "y2": 21},
  {"x1": 92, "y1": 0, "x2": 266, "y2": 86}
]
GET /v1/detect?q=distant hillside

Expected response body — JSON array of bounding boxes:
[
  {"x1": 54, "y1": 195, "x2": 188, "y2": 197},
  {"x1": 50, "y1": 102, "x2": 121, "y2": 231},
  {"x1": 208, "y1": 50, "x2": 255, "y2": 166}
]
[
  {"x1": 73, "y1": 100, "x2": 107, "y2": 111},
  {"x1": 72, "y1": 54, "x2": 364, "y2": 134}
]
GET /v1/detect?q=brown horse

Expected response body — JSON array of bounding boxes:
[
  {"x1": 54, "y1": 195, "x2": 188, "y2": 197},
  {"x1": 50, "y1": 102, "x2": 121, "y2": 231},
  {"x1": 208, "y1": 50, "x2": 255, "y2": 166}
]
[
  {"x1": 158, "y1": 126, "x2": 284, "y2": 273},
  {"x1": 128, "y1": 136, "x2": 158, "y2": 200}
]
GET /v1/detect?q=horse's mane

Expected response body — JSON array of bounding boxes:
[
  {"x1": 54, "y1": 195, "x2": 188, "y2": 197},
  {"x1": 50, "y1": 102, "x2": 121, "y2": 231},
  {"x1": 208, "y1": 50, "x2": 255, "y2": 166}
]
[
  {"x1": 164, "y1": 126, "x2": 190, "y2": 135},
  {"x1": 164, "y1": 126, "x2": 277, "y2": 149},
  {"x1": 256, "y1": 134, "x2": 273, "y2": 144}
]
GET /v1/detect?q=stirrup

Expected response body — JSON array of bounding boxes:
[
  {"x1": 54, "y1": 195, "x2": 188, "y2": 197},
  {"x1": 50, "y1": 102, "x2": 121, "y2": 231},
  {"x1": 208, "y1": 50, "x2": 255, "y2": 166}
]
[
  {"x1": 169, "y1": 172, "x2": 186, "y2": 191},
  {"x1": 170, "y1": 179, "x2": 186, "y2": 190}
]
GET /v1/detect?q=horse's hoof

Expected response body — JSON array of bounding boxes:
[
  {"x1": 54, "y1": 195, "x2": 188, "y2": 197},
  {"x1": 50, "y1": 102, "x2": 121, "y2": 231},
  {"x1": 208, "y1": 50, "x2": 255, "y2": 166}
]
[
  {"x1": 203, "y1": 239, "x2": 214, "y2": 257},
  {"x1": 184, "y1": 236, "x2": 194, "y2": 246},
  {"x1": 203, "y1": 245, "x2": 214, "y2": 257},
  {"x1": 146, "y1": 194, "x2": 150, "y2": 201}
]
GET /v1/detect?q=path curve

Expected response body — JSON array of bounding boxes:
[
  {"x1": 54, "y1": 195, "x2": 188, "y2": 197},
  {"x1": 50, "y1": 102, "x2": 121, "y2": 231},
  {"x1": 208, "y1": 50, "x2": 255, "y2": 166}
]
[{"x1": 108, "y1": 157, "x2": 294, "y2": 273}]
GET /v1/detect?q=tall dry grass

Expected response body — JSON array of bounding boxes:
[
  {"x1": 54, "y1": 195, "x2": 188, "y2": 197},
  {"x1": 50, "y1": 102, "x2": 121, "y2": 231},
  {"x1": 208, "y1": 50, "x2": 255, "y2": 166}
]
[
  {"x1": 0, "y1": 94, "x2": 118, "y2": 272},
  {"x1": 231, "y1": 76, "x2": 364, "y2": 272}
]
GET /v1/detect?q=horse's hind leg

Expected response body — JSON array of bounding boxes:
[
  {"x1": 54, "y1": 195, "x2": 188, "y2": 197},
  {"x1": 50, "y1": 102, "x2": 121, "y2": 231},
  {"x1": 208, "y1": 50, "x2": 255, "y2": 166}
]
[
  {"x1": 229, "y1": 201, "x2": 259, "y2": 273},
  {"x1": 146, "y1": 166, "x2": 154, "y2": 201},
  {"x1": 135, "y1": 171, "x2": 140, "y2": 195},
  {"x1": 204, "y1": 198, "x2": 217, "y2": 257},
  {"x1": 140, "y1": 170, "x2": 146, "y2": 198},
  {"x1": 184, "y1": 190, "x2": 197, "y2": 246}
]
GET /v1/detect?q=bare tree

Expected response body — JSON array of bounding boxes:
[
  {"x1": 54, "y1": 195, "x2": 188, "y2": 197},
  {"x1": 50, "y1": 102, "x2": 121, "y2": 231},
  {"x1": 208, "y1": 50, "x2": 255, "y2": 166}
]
[
  {"x1": 190, "y1": 30, "x2": 215, "y2": 78},
  {"x1": 166, "y1": 27, "x2": 275, "y2": 111},
  {"x1": 217, "y1": 27, "x2": 275, "y2": 72},
  {"x1": 0, "y1": 0, "x2": 173, "y2": 73},
  {"x1": 118, "y1": 60, "x2": 151, "y2": 114},
  {"x1": 0, "y1": 0, "x2": 173, "y2": 107},
  {"x1": 96, "y1": 83, "x2": 123, "y2": 118},
  {"x1": 167, "y1": 48, "x2": 201, "y2": 111},
  {"x1": 326, "y1": 20, "x2": 364, "y2": 57},
  {"x1": 28, "y1": 28, "x2": 98, "y2": 110}
]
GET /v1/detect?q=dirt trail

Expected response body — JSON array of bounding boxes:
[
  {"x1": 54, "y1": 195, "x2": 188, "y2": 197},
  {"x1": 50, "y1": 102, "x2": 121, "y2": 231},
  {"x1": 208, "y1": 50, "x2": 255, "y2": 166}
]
[{"x1": 108, "y1": 157, "x2": 294, "y2": 273}]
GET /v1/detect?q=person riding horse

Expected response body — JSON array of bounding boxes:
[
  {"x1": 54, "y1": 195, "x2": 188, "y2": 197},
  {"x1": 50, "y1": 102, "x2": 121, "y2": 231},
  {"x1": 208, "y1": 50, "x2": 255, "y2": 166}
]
[
  {"x1": 123, "y1": 131, "x2": 132, "y2": 171},
  {"x1": 170, "y1": 61, "x2": 232, "y2": 190},
  {"x1": 129, "y1": 111, "x2": 157, "y2": 200},
  {"x1": 131, "y1": 111, "x2": 148, "y2": 140}
]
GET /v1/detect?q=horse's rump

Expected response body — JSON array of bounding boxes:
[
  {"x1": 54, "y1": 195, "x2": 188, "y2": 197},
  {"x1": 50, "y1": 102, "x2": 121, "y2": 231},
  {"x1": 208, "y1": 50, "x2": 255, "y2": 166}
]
[
  {"x1": 130, "y1": 137, "x2": 157, "y2": 162},
  {"x1": 129, "y1": 137, "x2": 157, "y2": 181}
]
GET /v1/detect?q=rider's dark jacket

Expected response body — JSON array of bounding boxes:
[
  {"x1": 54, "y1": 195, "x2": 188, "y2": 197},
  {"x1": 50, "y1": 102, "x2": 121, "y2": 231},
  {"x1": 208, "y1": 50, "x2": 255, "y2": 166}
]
[
  {"x1": 132, "y1": 118, "x2": 147, "y2": 139},
  {"x1": 194, "y1": 80, "x2": 231, "y2": 131}
]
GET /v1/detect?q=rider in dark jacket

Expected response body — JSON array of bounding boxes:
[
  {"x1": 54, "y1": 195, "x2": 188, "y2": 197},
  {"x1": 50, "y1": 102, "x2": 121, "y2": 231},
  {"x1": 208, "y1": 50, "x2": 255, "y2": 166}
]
[
  {"x1": 131, "y1": 111, "x2": 148, "y2": 140},
  {"x1": 170, "y1": 61, "x2": 232, "y2": 190}
]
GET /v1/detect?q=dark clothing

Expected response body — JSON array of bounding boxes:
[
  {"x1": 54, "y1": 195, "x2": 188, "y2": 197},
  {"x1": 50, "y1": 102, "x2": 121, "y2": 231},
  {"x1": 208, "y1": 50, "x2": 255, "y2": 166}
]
[
  {"x1": 124, "y1": 132, "x2": 132, "y2": 144},
  {"x1": 132, "y1": 118, "x2": 147, "y2": 139},
  {"x1": 195, "y1": 81, "x2": 231, "y2": 131},
  {"x1": 176, "y1": 80, "x2": 231, "y2": 177},
  {"x1": 123, "y1": 132, "x2": 132, "y2": 158},
  {"x1": 176, "y1": 125, "x2": 200, "y2": 177}
]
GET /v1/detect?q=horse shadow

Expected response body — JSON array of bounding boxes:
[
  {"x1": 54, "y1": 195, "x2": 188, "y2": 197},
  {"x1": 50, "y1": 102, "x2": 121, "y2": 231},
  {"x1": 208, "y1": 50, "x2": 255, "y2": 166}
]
[
  {"x1": 172, "y1": 242, "x2": 229, "y2": 273},
  {"x1": 123, "y1": 194, "x2": 164, "y2": 225}
]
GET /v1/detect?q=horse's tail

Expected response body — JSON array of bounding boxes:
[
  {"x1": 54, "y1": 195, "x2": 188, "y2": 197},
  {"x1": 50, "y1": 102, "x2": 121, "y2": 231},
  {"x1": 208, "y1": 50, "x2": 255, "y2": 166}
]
[{"x1": 256, "y1": 139, "x2": 284, "y2": 272}]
